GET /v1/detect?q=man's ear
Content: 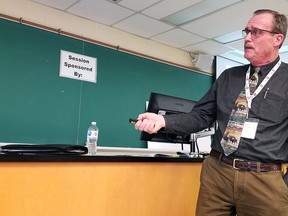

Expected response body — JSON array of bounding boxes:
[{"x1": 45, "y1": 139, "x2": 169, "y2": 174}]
[{"x1": 275, "y1": 34, "x2": 285, "y2": 48}]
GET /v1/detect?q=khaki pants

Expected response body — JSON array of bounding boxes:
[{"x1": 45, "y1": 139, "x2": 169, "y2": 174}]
[{"x1": 196, "y1": 156, "x2": 288, "y2": 216}]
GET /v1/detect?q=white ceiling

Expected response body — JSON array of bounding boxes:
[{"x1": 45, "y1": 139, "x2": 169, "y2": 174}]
[{"x1": 32, "y1": 0, "x2": 288, "y2": 65}]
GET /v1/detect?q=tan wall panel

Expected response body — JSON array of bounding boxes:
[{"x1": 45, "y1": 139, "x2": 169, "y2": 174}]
[{"x1": 0, "y1": 162, "x2": 202, "y2": 216}]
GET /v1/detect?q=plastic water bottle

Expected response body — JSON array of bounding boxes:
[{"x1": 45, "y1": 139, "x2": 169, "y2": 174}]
[{"x1": 86, "y1": 121, "x2": 98, "y2": 155}]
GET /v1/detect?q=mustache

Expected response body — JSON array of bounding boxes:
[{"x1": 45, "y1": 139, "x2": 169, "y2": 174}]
[{"x1": 244, "y1": 43, "x2": 253, "y2": 49}]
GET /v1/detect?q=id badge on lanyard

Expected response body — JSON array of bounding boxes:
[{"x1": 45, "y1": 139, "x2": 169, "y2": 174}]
[
  {"x1": 241, "y1": 118, "x2": 259, "y2": 139},
  {"x1": 242, "y1": 60, "x2": 281, "y2": 139},
  {"x1": 245, "y1": 60, "x2": 281, "y2": 110}
]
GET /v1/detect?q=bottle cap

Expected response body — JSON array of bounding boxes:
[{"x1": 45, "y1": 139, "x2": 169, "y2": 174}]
[{"x1": 91, "y1": 122, "x2": 96, "y2": 125}]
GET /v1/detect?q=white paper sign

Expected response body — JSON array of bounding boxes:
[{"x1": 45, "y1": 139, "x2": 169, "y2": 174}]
[{"x1": 59, "y1": 50, "x2": 97, "y2": 83}]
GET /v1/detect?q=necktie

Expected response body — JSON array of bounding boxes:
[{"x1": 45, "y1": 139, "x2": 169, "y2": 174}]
[{"x1": 220, "y1": 67, "x2": 260, "y2": 156}]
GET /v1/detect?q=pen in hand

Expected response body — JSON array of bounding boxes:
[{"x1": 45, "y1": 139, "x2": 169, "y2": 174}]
[{"x1": 264, "y1": 88, "x2": 269, "y2": 99}]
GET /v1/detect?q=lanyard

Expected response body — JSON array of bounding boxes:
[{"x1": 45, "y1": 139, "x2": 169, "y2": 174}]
[{"x1": 245, "y1": 60, "x2": 281, "y2": 109}]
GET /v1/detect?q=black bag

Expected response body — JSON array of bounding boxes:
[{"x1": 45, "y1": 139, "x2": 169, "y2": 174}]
[{"x1": 0, "y1": 144, "x2": 88, "y2": 155}]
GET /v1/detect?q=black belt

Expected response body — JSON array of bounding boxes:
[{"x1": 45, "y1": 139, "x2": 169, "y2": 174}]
[{"x1": 210, "y1": 149, "x2": 281, "y2": 172}]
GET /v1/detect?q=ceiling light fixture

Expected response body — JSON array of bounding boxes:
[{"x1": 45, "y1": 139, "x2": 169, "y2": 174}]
[
  {"x1": 108, "y1": 0, "x2": 122, "y2": 3},
  {"x1": 214, "y1": 30, "x2": 243, "y2": 44},
  {"x1": 162, "y1": 0, "x2": 243, "y2": 26}
]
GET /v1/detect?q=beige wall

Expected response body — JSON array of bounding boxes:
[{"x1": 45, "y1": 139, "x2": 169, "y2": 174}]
[{"x1": 0, "y1": 0, "x2": 194, "y2": 69}]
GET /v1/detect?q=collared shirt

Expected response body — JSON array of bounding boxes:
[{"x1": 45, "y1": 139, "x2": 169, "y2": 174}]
[{"x1": 164, "y1": 56, "x2": 288, "y2": 163}]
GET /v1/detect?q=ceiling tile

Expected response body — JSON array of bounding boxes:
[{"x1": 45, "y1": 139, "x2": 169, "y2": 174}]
[
  {"x1": 32, "y1": 0, "x2": 79, "y2": 10},
  {"x1": 225, "y1": 39, "x2": 244, "y2": 50},
  {"x1": 119, "y1": 0, "x2": 161, "y2": 11},
  {"x1": 29, "y1": 0, "x2": 288, "y2": 66},
  {"x1": 113, "y1": 14, "x2": 173, "y2": 38},
  {"x1": 181, "y1": 0, "x2": 288, "y2": 38},
  {"x1": 180, "y1": 1, "x2": 252, "y2": 38},
  {"x1": 151, "y1": 29, "x2": 205, "y2": 48},
  {"x1": 142, "y1": 0, "x2": 202, "y2": 19},
  {"x1": 183, "y1": 40, "x2": 232, "y2": 56},
  {"x1": 67, "y1": 0, "x2": 135, "y2": 25}
]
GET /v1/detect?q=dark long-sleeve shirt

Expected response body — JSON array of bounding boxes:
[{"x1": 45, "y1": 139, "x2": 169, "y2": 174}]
[{"x1": 164, "y1": 56, "x2": 288, "y2": 163}]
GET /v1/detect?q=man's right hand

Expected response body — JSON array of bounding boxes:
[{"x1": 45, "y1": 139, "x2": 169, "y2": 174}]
[{"x1": 134, "y1": 112, "x2": 165, "y2": 134}]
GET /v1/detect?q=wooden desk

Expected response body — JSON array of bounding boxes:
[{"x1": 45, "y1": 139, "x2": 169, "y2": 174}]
[{"x1": 0, "y1": 155, "x2": 202, "y2": 216}]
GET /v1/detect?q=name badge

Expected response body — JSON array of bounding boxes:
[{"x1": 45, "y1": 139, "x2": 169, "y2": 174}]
[{"x1": 241, "y1": 118, "x2": 259, "y2": 139}]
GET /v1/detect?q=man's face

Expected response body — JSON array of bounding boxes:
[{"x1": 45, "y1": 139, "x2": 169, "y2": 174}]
[{"x1": 243, "y1": 13, "x2": 278, "y2": 66}]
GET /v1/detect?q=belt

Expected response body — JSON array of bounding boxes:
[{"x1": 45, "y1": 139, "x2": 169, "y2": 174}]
[{"x1": 210, "y1": 149, "x2": 281, "y2": 172}]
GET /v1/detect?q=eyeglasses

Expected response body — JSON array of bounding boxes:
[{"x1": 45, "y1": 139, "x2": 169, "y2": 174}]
[{"x1": 242, "y1": 28, "x2": 280, "y2": 38}]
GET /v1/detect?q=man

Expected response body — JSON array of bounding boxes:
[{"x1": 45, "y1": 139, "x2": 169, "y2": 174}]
[{"x1": 134, "y1": 9, "x2": 288, "y2": 216}]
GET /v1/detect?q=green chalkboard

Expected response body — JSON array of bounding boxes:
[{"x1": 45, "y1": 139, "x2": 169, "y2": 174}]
[{"x1": 0, "y1": 18, "x2": 213, "y2": 148}]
